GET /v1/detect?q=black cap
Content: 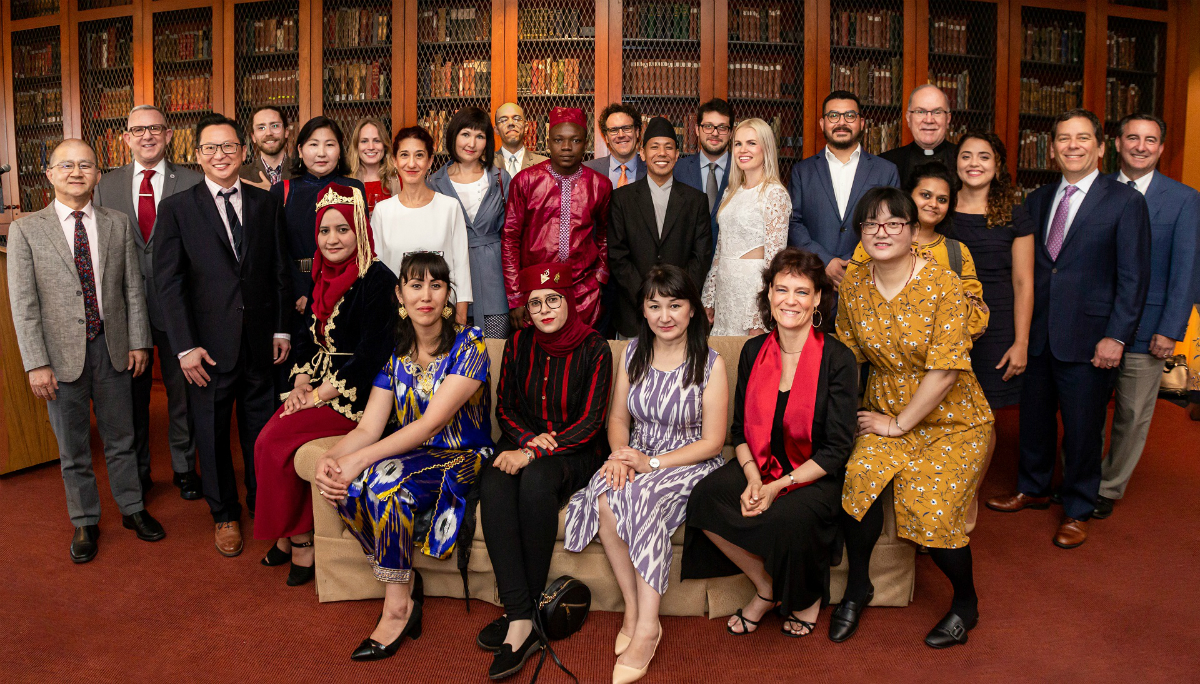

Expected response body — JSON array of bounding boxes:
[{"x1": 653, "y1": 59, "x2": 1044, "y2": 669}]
[{"x1": 643, "y1": 116, "x2": 677, "y2": 146}]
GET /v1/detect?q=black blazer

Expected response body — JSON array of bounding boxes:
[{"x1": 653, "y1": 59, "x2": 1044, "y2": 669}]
[
  {"x1": 154, "y1": 180, "x2": 292, "y2": 374},
  {"x1": 608, "y1": 177, "x2": 713, "y2": 337}
]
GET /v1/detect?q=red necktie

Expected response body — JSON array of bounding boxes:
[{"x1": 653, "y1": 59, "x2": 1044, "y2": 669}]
[{"x1": 138, "y1": 169, "x2": 156, "y2": 242}]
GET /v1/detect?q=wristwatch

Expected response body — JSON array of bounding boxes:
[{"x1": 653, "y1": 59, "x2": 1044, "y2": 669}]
[{"x1": 648, "y1": 457, "x2": 661, "y2": 471}]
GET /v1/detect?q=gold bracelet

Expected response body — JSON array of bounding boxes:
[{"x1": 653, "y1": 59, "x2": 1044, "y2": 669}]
[{"x1": 310, "y1": 387, "x2": 323, "y2": 407}]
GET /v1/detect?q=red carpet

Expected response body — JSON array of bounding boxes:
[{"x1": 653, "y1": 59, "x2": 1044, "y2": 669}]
[{"x1": 2, "y1": 386, "x2": 1198, "y2": 683}]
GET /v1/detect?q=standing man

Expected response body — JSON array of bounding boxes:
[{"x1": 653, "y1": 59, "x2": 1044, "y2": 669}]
[
  {"x1": 7, "y1": 139, "x2": 165, "y2": 563},
  {"x1": 1096, "y1": 114, "x2": 1199, "y2": 518},
  {"x1": 880, "y1": 84, "x2": 958, "y2": 187},
  {"x1": 988, "y1": 109, "x2": 1150, "y2": 549},
  {"x1": 674, "y1": 98, "x2": 734, "y2": 247},
  {"x1": 240, "y1": 105, "x2": 294, "y2": 190},
  {"x1": 608, "y1": 116, "x2": 712, "y2": 338},
  {"x1": 494, "y1": 102, "x2": 547, "y2": 177},
  {"x1": 155, "y1": 114, "x2": 292, "y2": 557},
  {"x1": 502, "y1": 107, "x2": 612, "y2": 329},
  {"x1": 94, "y1": 104, "x2": 203, "y2": 500},
  {"x1": 585, "y1": 103, "x2": 645, "y2": 187},
  {"x1": 787, "y1": 90, "x2": 899, "y2": 287}
]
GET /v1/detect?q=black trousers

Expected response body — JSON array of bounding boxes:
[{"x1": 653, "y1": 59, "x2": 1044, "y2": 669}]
[{"x1": 131, "y1": 325, "x2": 195, "y2": 481}]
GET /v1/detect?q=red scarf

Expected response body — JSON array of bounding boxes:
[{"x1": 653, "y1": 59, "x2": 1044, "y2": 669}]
[
  {"x1": 743, "y1": 327, "x2": 824, "y2": 496},
  {"x1": 311, "y1": 200, "x2": 375, "y2": 332},
  {"x1": 531, "y1": 287, "x2": 592, "y2": 358}
]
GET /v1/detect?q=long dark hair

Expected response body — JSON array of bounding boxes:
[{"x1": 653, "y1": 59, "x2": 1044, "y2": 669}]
[
  {"x1": 628, "y1": 265, "x2": 709, "y2": 388},
  {"x1": 393, "y1": 252, "x2": 457, "y2": 358},
  {"x1": 956, "y1": 130, "x2": 1016, "y2": 230},
  {"x1": 289, "y1": 116, "x2": 352, "y2": 177},
  {"x1": 904, "y1": 161, "x2": 957, "y2": 235}
]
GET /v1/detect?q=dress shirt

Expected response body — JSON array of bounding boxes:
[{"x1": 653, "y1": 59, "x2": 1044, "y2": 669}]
[
  {"x1": 501, "y1": 147, "x2": 526, "y2": 173},
  {"x1": 824, "y1": 145, "x2": 862, "y2": 220},
  {"x1": 608, "y1": 155, "x2": 637, "y2": 187},
  {"x1": 132, "y1": 159, "x2": 167, "y2": 219},
  {"x1": 1116, "y1": 169, "x2": 1154, "y2": 196},
  {"x1": 648, "y1": 176, "x2": 673, "y2": 236},
  {"x1": 54, "y1": 199, "x2": 104, "y2": 320},
  {"x1": 1046, "y1": 169, "x2": 1100, "y2": 242},
  {"x1": 698, "y1": 152, "x2": 728, "y2": 195}
]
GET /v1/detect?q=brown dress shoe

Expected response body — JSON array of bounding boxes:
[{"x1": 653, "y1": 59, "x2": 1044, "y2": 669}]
[
  {"x1": 1054, "y1": 518, "x2": 1088, "y2": 549},
  {"x1": 215, "y1": 522, "x2": 243, "y2": 557},
  {"x1": 985, "y1": 492, "x2": 1051, "y2": 513}
]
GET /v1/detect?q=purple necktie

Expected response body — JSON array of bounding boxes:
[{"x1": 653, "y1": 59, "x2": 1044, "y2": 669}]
[
  {"x1": 1046, "y1": 185, "x2": 1078, "y2": 261},
  {"x1": 71, "y1": 211, "x2": 102, "y2": 341}
]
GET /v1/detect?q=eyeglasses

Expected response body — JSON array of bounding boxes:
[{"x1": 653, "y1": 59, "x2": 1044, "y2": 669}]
[
  {"x1": 127, "y1": 125, "x2": 166, "y2": 137},
  {"x1": 254, "y1": 122, "x2": 285, "y2": 132},
  {"x1": 604, "y1": 124, "x2": 637, "y2": 136},
  {"x1": 909, "y1": 108, "x2": 949, "y2": 119},
  {"x1": 50, "y1": 161, "x2": 97, "y2": 173},
  {"x1": 496, "y1": 115, "x2": 525, "y2": 125},
  {"x1": 526, "y1": 294, "x2": 564, "y2": 314},
  {"x1": 824, "y1": 110, "x2": 860, "y2": 123},
  {"x1": 860, "y1": 220, "x2": 910, "y2": 235},
  {"x1": 197, "y1": 142, "x2": 243, "y2": 156},
  {"x1": 699, "y1": 123, "x2": 732, "y2": 134}
]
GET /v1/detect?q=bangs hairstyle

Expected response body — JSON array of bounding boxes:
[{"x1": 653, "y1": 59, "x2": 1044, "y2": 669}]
[
  {"x1": 394, "y1": 251, "x2": 457, "y2": 358},
  {"x1": 628, "y1": 265, "x2": 709, "y2": 388},
  {"x1": 851, "y1": 186, "x2": 918, "y2": 239},
  {"x1": 393, "y1": 125, "x2": 435, "y2": 158},
  {"x1": 289, "y1": 116, "x2": 351, "y2": 177},
  {"x1": 956, "y1": 131, "x2": 1016, "y2": 230},
  {"x1": 904, "y1": 161, "x2": 958, "y2": 234},
  {"x1": 446, "y1": 107, "x2": 496, "y2": 167},
  {"x1": 756, "y1": 248, "x2": 834, "y2": 333}
]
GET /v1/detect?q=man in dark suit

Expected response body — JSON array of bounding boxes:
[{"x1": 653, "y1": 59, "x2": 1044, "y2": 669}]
[
  {"x1": 155, "y1": 114, "x2": 292, "y2": 557},
  {"x1": 879, "y1": 85, "x2": 958, "y2": 187},
  {"x1": 608, "y1": 116, "x2": 712, "y2": 338},
  {"x1": 988, "y1": 109, "x2": 1151, "y2": 549},
  {"x1": 94, "y1": 104, "x2": 204, "y2": 500},
  {"x1": 239, "y1": 105, "x2": 294, "y2": 190},
  {"x1": 674, "y1": 98, "x2": 734, "y2": 248},
  {"x1": 584, "y1": 102, "x2": 645, "y2": 188},
  {"x1": 1096, "y1": 114, "x2": 1199, "y2": 518},
  {"x1": 787, "y1": 90, "x2": 900, "y2": 288}
]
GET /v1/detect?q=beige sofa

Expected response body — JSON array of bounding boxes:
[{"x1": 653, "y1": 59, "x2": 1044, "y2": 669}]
[{"x1": 294, "y1": 337, "x2": 915, "y2": 616}]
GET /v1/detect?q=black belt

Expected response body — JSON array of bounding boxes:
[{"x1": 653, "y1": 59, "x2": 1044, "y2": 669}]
[{"x1": 295, "y1": 258, "x2": 313, "y2": 273}]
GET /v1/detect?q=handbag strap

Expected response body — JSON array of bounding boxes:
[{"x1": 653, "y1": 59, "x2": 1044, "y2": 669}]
[{"x1": 528, "y1": 610, "x2": 579, "y2": 684}]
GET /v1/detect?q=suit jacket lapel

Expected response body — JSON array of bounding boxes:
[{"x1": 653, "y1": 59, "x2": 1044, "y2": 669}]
[
  {"x1": 238, "y1": 185, "x2": 255, "y2": 263},
  {"x1": 40, "y1": 206, "x2": 79, "y2": 276},
  {"x1": 634, "y1": 180, "x2": 660, "y2": 244},
  {"x1": 816, "y1": 154, "x2": 840, "y2": 219},
  {"x1": 1059, "y1": 176, "x2": 1104, "y2": 255},
  {"x1": 1031, "y1": 187, "x2": 1054, "y2": 259},
  {"x1": 657, "y1": 181, "x2": 684, "y2": 244},
  {"x1": 1145, "y1": 173, "x2": 1167, "y2": 222},
  {"x1": 197, "y1": 183, "x2": 239, "y2": 263},
  {"x1": 94, "y1": 209, "x2": 114, "y2": 285},
  {"x1": 845, "y1": 154, "x2": 875, "y2": 223}
]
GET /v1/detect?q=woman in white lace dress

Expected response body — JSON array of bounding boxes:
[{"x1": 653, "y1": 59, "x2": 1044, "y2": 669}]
[{"x1": 702, "y1": 117, "x2": 790, "y2": 336}]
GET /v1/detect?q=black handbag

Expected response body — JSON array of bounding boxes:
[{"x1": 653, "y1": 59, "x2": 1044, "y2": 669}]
[{"x1": 528, "y1": 575, "x2": 591, "y2": 683}]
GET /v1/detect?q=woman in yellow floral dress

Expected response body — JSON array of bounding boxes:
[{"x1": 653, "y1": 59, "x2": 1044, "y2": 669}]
[{"x1": 830, "y1": 187, "x2": 994, "y2": 650}]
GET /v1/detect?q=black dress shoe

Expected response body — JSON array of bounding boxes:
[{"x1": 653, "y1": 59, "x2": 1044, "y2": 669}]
[
  {"x1": 924, "y1": 610, "x2": 978, "y2": 648},
  {"x1": 1093, "y1": 495, "x2": 1115, "y2": 520},
  {"x1": 122, "y1": 510, "x2": 166, "y2": 542},
  {"x1": 477, "y1": 615, "x2": 509, "y2": 652},
  {"x1": 70, "y1": 525, "x2": 100, "y2": 564},
  {"x1": 349, "y1": 602, "x2": 423, "y2": 661},
  {"x1": 286, "y1": 540, "x2": 315, "y2": 586},
  {"x1": 829, "y1": 588, "x2": 873, "y2": 643},
  {"x1": 488, "y1": 630, "x2": 543, "y2": 680},
  {"x1": 261, "y1": 543, "x2": 291, "y2": 567},
  {"x1": 173, "y1": 471, "x2": 202, "y2": 501}
]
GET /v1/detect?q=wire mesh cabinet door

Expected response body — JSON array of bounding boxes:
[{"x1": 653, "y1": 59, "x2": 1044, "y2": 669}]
[
  {"x1": 323, "y1": 0, "x2": 394, "y2": 156},
  {"x1": 619, "y1": 1, "x2": 704, "y2": 155},
  {"x1": 152, "y1": 7, "x2": 216, "y2": 171},
  {"x1": 829, "y1": 0, "x2": 905, "y2": 155},
  {"x1": 11, "y1": 26, "x2": 65, "y2": 212},
  {"x1": 234, "y1": 0, "x2": 302, "y2": 154},
  {"x1": 927, "y1": 0, "x2": 996, "y2": 143},
  {"x1": 79, "y1": 16, "x2": 135, "y2": 173},
  {"x1": 1102, "y1": 15, "x2": 1166, "y2": 172}
]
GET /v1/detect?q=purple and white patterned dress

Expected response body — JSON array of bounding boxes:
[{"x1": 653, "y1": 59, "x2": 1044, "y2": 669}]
[{"x1": 564, "y1": 341, "x2": 722, "y2": 594}]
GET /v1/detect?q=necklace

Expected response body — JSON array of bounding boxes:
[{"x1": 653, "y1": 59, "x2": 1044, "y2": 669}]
[{"x1": 869, "y1": 253, "x2": 918, "y2": 291}]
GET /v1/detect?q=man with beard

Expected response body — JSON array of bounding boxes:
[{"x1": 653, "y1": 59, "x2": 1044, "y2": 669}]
[
  {"x1": 674, "y1": 98, "x2": 734, "y2": 248},
  {"x1": 494, "y1": 102, "x2": 547, "y2": 177},
  {"x1": 584, "y1": 102, "x2": 645, "y2": 187},
  {"x1": 880, "y1": 84, "x2": 958, "y2": 187},
  {"x1": 240, "y1": 105, "x2": 294, "y2": 189},
  {"x1": 787, "y1": 90, "x2": 899, "y2": 288},
  {"x1": 502, "y1": 107, "x2": 612, "y2": 329}
]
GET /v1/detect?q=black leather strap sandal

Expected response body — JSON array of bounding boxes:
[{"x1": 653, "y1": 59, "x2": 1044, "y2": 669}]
[
  {"x1": 286, "y1": 540, "x2": 315, "y2": 586},
  {"x1": 781, "y1": 614, "x2": 816, "y2": 638},
  {"x1": 726, "y1": 594, "x2": 778, "y2": 635}
]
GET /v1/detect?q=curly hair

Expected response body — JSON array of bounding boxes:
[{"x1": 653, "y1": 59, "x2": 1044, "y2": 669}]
[
  {"x1": 756, "y1": 248, "x2": 834, "y2": 332},
  {"x1": 956, "y1": 131, "x2": 1016, "y2": 230}
]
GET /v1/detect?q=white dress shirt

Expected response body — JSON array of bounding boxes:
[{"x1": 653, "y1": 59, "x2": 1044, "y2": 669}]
[
  {"x1": 54, "y1": 200, "x2": 104, "y2": 320},
  {"x1": 699, "y1": 152, "x2": 728, "y2": 195},
  {"x1": 824, "y1": 145, "x2": 862, "y2": 220},
  {"x1": 501, "y1": 147, "x2": 526, "y2": 175},
  {"x1": 204, "y1": 176, "x2": 244, "y2": 251},
  {"x1": 131, "y1": 158, "x2": 167, "y2": 220},
  {"x1": 1046, "y1": 169, "x2": 1100, "y2": 241},
  {"x1": 1116, "y1": 169, "x2": 1154, "y2": 196}
]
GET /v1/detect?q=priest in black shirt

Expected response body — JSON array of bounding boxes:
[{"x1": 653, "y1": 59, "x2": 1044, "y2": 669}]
[{"x1": 880, "y1": 84, "x2": 958, "y2": 187}]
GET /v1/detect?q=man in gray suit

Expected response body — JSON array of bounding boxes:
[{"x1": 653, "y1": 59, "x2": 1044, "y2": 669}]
[
  {"x1": 94, "y1": 104, "x2": 204, "y2": 500},
  {"x1": 584, "y1": 102, "x2": 646, "y2": 188},
  {"x1": 7, "y1": 139, "x2": 165, "y2": 563},
  {"x1": 494, "y1": 102, "x2": 547, "y2": 176}
]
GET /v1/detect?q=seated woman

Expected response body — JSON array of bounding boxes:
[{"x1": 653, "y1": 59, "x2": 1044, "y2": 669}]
[
  {"x1": 563, "y1": 265, "x2": 728, "y2": 684},
  {"x1": 832, "y1": 187, "x2": 994, "y2": 649},
  {"x1": 477, "y1": 263, "x2": 612, "y2": 681},
  {"x1": 684, "y1": 247, "x2": 857, "y2": 640},
  {"x1": 313, "y1": 252, "x2": 492, "y2": 661},
  {"x1": 254, "y1": 183, "x2": 397, "y2": 586}
]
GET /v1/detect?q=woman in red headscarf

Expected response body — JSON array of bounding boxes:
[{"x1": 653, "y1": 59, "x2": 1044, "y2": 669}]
[{"x1": 253, "y1": 183, "x2": 398, "y2": 586}]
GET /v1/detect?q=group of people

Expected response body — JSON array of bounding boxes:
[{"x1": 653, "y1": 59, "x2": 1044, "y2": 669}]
[{"x1": 6, "y1": 77, "x2": 1198, "y2": 683}]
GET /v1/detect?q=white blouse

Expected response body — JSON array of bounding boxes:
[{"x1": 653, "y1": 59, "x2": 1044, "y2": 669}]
[
  {"x1": 370, "y1": 192, "x2": 473, "y2": 303},
  {"x1": 450, "y1": 175, "x2": 489, "y2": 223}
]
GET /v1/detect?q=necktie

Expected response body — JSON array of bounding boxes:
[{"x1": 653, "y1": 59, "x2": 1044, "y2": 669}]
[
  {"x1": 137, "y1": 169, "x2": 156, "y2": 243},
  {"x1": 219, "y1": 188, "x2": 244, "y2": 259},
  {"x1": 706, "y1": 162, "x2": 719, "y2": 211},
  {"x1": 1046, "y1": 185, "x2": 1078, "y2": 261},
  {"x1": 71, "y1": 211, "x2": 102, "y2": 341},
  {"x1": 1128, "y1": 179, "x2": 1138, "y2": 188},
  {"x1": 618, "y1": 163, "x2": 629, "y2": 188},
  {"x1": 508, "y1": 155, "x2": 519, "y2": 177}
]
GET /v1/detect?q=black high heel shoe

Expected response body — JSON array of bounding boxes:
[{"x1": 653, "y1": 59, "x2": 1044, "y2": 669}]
[
  {"x1": 286, "y1": 540, "x2": 315, "y2": 586},
  {"x1": 412, "y1": 570, "x2": 424, "y2": 605},
  {"x1": 350, "y1": 602, "x2": 423, "y2": 661},
  {"x1": 261, "y1": 542, "x2": 291, "y2": 567}
]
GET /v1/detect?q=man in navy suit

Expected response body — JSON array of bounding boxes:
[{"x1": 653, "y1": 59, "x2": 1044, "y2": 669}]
[
  {"x1": 673, "y1": 98, "x2": 734, "y2": 247},
  {"x1": 584, "y1": 102, "x2": 645, "y2": 188},
  {"x1": 1095, "y1": 114, "x2": 1198, "y2": 519},
  {"x1": 787, "y1": 90, "x2": 900, "y2": 287},
  {"x1": 988, "y1": 109, "x2": 1151, "y2": 549}
]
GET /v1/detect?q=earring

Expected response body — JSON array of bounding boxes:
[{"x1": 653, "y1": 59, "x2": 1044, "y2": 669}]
[
  {"x1": 398, "y1": 304, "x2": 408, "y2": 320},
  {"x1": 812, "y1": 309, "x2": 823, "y2": 328},
  {"x1": 442, "y1": 305, "x2": 453, "y2": 319}
]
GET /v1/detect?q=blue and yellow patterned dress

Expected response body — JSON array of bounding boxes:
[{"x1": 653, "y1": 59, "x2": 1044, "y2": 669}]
[{"x1": 338, "y1": 326, "x2": 493, "y2": 583}]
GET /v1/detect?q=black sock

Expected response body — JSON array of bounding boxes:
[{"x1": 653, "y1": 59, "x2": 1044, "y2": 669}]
[{"x1": 927, "y1": 545, "x2": 978, "y2": 622}]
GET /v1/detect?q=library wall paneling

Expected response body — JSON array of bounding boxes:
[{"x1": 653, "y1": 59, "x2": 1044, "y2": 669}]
[
  {"x1": 150, "y1": 4, "x2": 218, "y2": 171},
  {"x1": 231, "y1": 0, "x2": 302, "y2": 137}
]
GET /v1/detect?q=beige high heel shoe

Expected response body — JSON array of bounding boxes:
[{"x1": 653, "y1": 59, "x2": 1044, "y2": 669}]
[
  {"x1": 612, "y1": 624, "x2": 661, "y2": 684},
  {"x1": 615, "y1": 630, "x2": 632, "y2": 656}
]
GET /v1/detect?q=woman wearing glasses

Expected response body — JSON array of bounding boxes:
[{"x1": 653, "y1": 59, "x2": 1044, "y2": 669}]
[
  {"x1": 832, "y1": 187, "x2": 993, "y2": 649},
  {"x1": 348, "y1": 117, "x2": 400, "y2": 216}
]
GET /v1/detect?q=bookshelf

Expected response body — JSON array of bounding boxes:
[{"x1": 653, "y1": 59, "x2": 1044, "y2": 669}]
[
  {"x1": 79, "y1": 17, "x2": 134, "y2": 173},
  {"x1": 927, "y1": 0, "x2": 996, "y2": 142},
  {"x1": 10, "y1": 26, "x2": 64, "y2": 212},
  {"x1": 516, "y1": 0, "x2": 599, "y2": 158},
  {"x1": 1102, "y1": 15, "x2": 1165, "y2": 172},
  {"x1": 234, "y1": 0, "x2": 301, "y2": 140},
  {"x1": 79, "y1": 0, "x2": 130, "y2": 8},
  {"x1": 11, "y1": 0, "x2": 58, "y2": 21},
  {"x1": 829, "y1": 0, "x2": 904, "y2": 155},
  {"x1": 415, "y1": 0, "x2": 492, "y2": 164},
  {"x1": 620, "y1": 0, "x2": 702, "y2": 156},
  {"x1": 323, "y1": 0, "x2": 392, "y2": 142},
  {"x1": 152, "y1": 7, "x2": 215, "y2": 170}
]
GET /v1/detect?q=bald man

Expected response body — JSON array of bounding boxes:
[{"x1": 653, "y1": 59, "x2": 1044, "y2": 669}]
[
  {"x1": 880, "y1": 84, "x2": 959, "y2": 187},
  {"x1": 7, "y1": 139, "x2": 164, "y2": 563},
  {"x1": 494, "y1": 102, "x2": 548, "y2": 177}
]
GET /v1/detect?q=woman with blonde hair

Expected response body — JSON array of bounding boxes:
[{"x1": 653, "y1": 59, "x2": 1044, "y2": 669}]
[
  {"x1": 701, "y1": 117, "x2": 791, "y2": 335},
  {"x1": 348, "y1": 117, "x2": 401, "y2": 215}
]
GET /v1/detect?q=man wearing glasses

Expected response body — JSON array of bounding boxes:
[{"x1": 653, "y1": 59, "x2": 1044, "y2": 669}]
[
  {"x1": 787, "y1": 90, "x2": 900, "y2": 289},
  {"x1": 493, "y1": 102, "x2": 547, "y2": 177},
  {"x1": 240, "y1": 105, "x2": 294, "y2": 189},
  {"x1": 94, "y1": 104, "x2": 204, "y2": 501},
  {"x1": 8, "y1": 139, "x2": 165, "y2": 563},
  {"x1": 674, "y1": 98, "x2": 735, "y2": 248},
  {"x1": 155, "y1": 114, "x2": 292, "y2": 557},
  {"x1": 585, "y1": 103, "x2": 645, "y2": 188},
  {"x1": 880, "y1": 84, "x2": 958, "y2": 187}
]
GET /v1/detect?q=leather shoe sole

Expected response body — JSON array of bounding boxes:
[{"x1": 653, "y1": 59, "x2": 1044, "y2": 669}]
[{"x1": 488, "y1": 632, "x2": 543, "y2": 680}]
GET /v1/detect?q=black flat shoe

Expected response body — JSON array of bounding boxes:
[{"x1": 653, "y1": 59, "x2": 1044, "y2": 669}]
[
  {"x1": 488, "y1": 631, "x2": 543, "y2": 680},
  {"x1": 477, "y1": 615, "x2": 509, "y2": 652},
  {"x1": 286, "y1": 540, "x2": 314, "y2": 586},
  {"x1": 173, "y1": 471, "x2": 202, "y2": 501},
  {"x1": 122, "y1": 510, "x2": 166, "y2": 542},
  {"x1": 829, "y1": 588, "x2": 873, "y2": 643},
  {"x1": 70, "y1": 525, "x2": 100, "y2": 564},
  {"x1": 924, "y1": 610, "x2": 978, "y2": 649},
  {"x1": 350, "y1": 602, "x2": 423, "y2": 661},
  {"x1": 261, "y1": 543, "x2": 291, "y2": 567}
]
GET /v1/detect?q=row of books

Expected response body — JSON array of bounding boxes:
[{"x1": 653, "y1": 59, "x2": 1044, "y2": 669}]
[
  {"x1": 80, "y1": 0, "x2": 129, "y2": 8},
  {"x1": 169, "y1": 128, "x2": 199, "y2": 165},
  {"x1": 516, "y1": 58, "x2": 594, "y2": 96},
  {"x1": 727, "y1": 62, "x2": 795, "y2": 101},
  {"x1": 418, "y1": 110, "x2": 455, "y2": 155},
  {"x1": 832, "y1": 10, "x2": 903, "y2": 51},
  {"x1": 930, "y1": 70, "x2": 970, "y2": 111},
  {"x1": 14, "y1": 89, "x2": 63, "y2": 128},
  {"x1": 327, "y1": 8, "x2": 390, "y2": 48},
  {"x1": 324, "y1": 61, "x2": 391, "y2": 103},
  {"x1": 624, "y1": 60, "x2": 701, "y2": 98},
  {"x1": 240, "y1": 71, "x2": 300, "y2": 107},
  {"x1": 89, "y1": 127, "x2": 134, "y2": 169},
  {"x1": 419, "y1": 57, "x2": 492, "y2": 99},
  {"x1": 13, "y1": 43, "x2": 59, "y2": 79},
  {"x1": 1018, "y1": 78, "x2": 1082, "y2": 116},
  {"x1": 522, "y1": 111, "x2": 597, "y2": 154},
  {"x1": 85, "y1": 86, "x2": 133, "y2": 121},
  {"x1": 82, "y1": 27, "x2": 132, "y2": 70},
  {"x1": 831, "y1": 57, "x2": 903, "y2": 106},
  {"x1": 1022, "y1": 22, "x2": 1084, "y2": 65},
  {"x1": 1105, "y1": 79, "x2": 1148, "y2": 122},
  {"x1": 1108, "y1": 31, "x2": 1159, "y2": 71},
  {"x1": 623, "y1": 2, "x2": 700, "y2": 40},
  {"x1": 156, "y1": 75, "x2": 212, "y2": 113},
  {"x1": 240, "y1": 16, "x2": 299, "y2": 56},
  {"x1": 418, "y1": 6, "x2": 486, "y2": 43},
  {"x1": 861, "y1": 119, "x2": 901, "y2": 156},
  {"x1": 759, "y1": 112, "x2": 801, "y2": 158},
  {"x1": 945, "y1": 123, "x2": 971, "y2": 146},
  {"x1": 16, "y1": 137, "x2": 60, "y2": 175},
  {"x1": 637, "y1": 114, "x2": 700, "y2": 152},
  {"x1": 1017, "y1": 129, "x2": 1055, "y2": 170},
  {"x1": 11, "y1": 0, "x2": 57, "y2": 21},
  {"x1": 518, "y1": 8, "x2": 595, "y2": 40},
  {"x1": 728, "y1": 4, "x2": 795, "y2": 44},
  {"x1": 155, "y1": 27, "x2": 212, "y2": 63},
  {"x1": 22, "y1": 184, "x2": 55, "y2": 213},
  {"x1": 929, "y1": 16, "x2": 971, "y2": 55}
]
